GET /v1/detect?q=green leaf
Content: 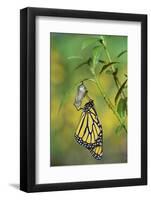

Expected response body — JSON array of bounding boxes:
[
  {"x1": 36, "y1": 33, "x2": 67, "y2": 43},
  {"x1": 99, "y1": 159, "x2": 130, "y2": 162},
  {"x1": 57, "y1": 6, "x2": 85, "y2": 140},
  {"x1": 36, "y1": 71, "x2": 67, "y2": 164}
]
[
  {"x1": 117, "y1": 50, "x2": 127, "y2": 58},
  {"x1": 81, "y1": 38, "x2": 99, "y2": 50},
  {"x1": 67, "y1": 56, "x2": 83, "y2": 60},
  {"x1": 74, "y1": 58, "x2": 92, "y2": 71},
  {"x1": 98, "y1": 59, "x2": 105, "y2": 64},
  {"x1": 85, "y1": 78, "x2": 96, "y2": 84},
  {"x1": 87, "y1": 57, "x2": 92, "y2": 66},
  {"x1": 78, "y1": 78, "x2": 96, "y2": 84},
  {"x1": 105, "y1": 70, "x2": 113, "y2": 75},
  {"x1": 92, "y1": 46, "x2": 101, "y2": 67},
  {"x1": 113, "y1": 67, "x2": 118, "y2": 75},
  {"x1": 115, "y1": 79, "x2": 127, "y2": 104},
  {"x1": 117, "y1": 98, "x2": 127, "y2": 118},
  {"x1": 74, "y1": 60, "x2": 89, "y2": 71},
  {"x1": 115, "y1": 125, "x2": 123, "y2": 135},
  {"x1": 106, "y1": 67, "x2": 118, "y2": 75},
  {"x1": 99, "y1": 62, "x2": 119, "y2": 75}
]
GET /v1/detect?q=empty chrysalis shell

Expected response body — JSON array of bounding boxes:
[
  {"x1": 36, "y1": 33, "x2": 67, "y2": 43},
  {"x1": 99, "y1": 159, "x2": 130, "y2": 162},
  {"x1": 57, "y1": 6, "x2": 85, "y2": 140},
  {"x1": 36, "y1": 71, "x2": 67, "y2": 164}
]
[{"x1": 74, "y1": 82, "x2": 88, "y2": 110}]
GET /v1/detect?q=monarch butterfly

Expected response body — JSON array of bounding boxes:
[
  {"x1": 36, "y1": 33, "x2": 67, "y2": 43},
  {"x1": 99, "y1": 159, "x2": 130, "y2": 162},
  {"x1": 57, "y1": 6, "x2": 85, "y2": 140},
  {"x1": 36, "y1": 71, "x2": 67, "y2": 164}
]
[{"x1": 74, "y1": 99, "x2": 103, "y2": 160}]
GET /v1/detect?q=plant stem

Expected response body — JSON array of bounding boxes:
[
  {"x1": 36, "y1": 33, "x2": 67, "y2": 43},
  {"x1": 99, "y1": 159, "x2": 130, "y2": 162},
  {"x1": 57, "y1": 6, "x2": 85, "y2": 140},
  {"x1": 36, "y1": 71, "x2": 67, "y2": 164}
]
[
  {"x1": 94, "y1": 75, "x2": 127, "y2": 133},
  {"x1": 101, "y1": 40, "x2": 126, "y2": 99}
]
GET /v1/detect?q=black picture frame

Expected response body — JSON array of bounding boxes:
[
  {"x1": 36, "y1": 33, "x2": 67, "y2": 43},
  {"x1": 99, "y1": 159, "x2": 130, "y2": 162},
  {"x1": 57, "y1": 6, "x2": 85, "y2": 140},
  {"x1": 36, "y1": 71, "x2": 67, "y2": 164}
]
[{"x1": 20, "y1": 7, "x2": 147, "y2": 192}]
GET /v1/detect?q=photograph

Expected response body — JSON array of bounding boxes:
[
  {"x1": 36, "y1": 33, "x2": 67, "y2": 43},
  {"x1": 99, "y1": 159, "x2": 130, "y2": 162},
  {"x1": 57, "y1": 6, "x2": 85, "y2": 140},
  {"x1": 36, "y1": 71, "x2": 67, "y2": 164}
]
[{"x1": 50, "y1": 33, "x2": 128, "y2": 166}]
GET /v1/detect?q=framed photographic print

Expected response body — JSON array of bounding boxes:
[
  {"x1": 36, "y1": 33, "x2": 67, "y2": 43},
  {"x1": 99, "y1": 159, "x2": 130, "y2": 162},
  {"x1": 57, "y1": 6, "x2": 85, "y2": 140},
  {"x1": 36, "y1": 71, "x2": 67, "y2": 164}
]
[{"x1": 20, "y1": 7, "x2": 147, "y2": 192}]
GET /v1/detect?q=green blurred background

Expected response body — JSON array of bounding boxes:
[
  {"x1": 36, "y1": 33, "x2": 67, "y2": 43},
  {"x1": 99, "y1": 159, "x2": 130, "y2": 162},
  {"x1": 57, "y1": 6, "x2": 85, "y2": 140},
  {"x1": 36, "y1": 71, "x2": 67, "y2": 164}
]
[{"x1": 50, "y1": 33, "x2": 127, "y2": 166}]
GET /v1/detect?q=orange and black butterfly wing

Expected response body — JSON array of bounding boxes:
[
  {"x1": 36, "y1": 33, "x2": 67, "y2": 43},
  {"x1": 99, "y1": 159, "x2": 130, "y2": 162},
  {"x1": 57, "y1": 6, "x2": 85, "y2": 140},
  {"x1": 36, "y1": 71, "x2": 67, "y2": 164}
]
[
  {"x1": 74, "y1": 112, "x2": 95, "y2": 150},
  {"x1": 88, "y1": 106, "x2": 103, "y2": 159},
  {"x1": 75, "y1": 104, "x2": 103, "y2": 160},
  {"x1": 90, "y1": 145, "x2": 103, "y2": 160}
]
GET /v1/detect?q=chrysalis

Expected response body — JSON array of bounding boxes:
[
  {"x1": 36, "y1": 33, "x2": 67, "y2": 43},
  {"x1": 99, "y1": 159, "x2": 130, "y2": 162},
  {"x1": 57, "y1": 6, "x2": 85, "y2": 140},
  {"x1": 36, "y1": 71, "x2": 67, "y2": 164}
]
[{"x1": 74, "y1": 82, "x2": 88, "y2": 110}]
